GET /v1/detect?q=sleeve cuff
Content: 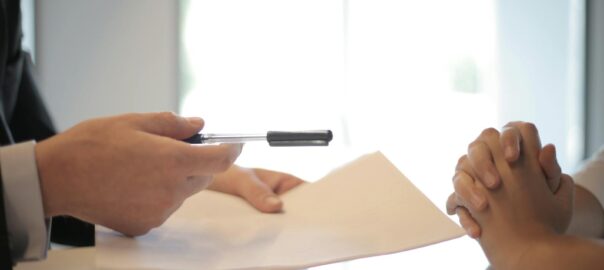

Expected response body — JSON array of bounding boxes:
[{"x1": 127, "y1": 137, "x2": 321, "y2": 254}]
[
  {"x1": 0, "y1": 141, "x2": 49, "y2": 261},
  {"x1": 574, "y1": 145, "x2": 604, "y2": 211}
]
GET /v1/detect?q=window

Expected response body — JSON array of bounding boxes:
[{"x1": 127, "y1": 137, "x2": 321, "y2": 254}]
[
  {"x1": 21, "y1": 0, "x2": 36, "y2": 60},
  {"x1": 180, "y1": 0, "x2": 583, "y2": 268}
]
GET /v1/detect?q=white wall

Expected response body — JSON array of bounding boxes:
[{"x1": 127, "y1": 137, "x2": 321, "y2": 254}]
[
  {"x1": 495, "y1": 0, "x2": 584, "y2": 171},
  {"x1": 36, "y1": 0, "x2": 179, "y2": 131}
]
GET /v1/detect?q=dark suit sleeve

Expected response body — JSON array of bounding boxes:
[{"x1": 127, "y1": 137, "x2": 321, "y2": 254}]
[
  {"x1": 8, "y1": 54, "x2": 95, "y2": 247},
  {"x1": 0, "y1": 0, "x2": 17, "y2": 268},
  {"x1": 0, "y1": 167, "x2": 14, "y2": 270},
  {"x1": 7, "y1": 53, "x2": 54, "y2": 143},
  {"x1": 1, "y1": 0, "x2": 92, "y2": 256}
]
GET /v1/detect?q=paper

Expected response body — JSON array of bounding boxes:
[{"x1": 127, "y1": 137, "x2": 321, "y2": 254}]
[{"x1": 96, "y1": 152, "x2": 464, "y2": 270}]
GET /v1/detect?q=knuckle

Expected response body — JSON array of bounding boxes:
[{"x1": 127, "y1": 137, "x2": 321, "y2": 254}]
[
  {"x1": 452, "y1": 173, "x2": 464, "y2": 189},
  {"x1": 455, "y1": 155, "x2": 468, "y2": 172},
  {"x1": 452, "y1": 173, "x2": 472, "y2": 194},
  {"x1": 216, "y1": 155, "x2": 236, "y2": 172},
  {"x1": 157, "y1": 111, "x2": 179, "y2": 123},
  {"x1": 504, "y1": 121, "x2": 522, "y2": 128},
  {"x1": 480, "y1": 127, "x2": 500, "y2": 139},
  {"x1": 123, "y1": 113, "x2": 145, "y2": 125},
  {"x1": 467, "y1": 141, "x2": 481, "y2": 153},
  {"x1": 521, "y1": 122, "x2": 538, "y2": 134},
  {"x1": 457, "y1": 155, "x2": 468, "y2": 163},
  {"x1": 446, "y1": 193, "x2": 458, "y2": 214},
  {"x1": 116, "y1": 113, "x2": 139, "y2": 122}
]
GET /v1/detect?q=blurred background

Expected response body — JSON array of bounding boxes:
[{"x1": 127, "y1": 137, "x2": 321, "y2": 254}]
[{"x1": 25, "y1": 0, "x2": 604, "y2": 268}]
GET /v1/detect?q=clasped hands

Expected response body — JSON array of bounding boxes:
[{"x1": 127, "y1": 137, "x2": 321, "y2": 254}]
[{"x1": 446, "y1": 122, "x2": 574, "y2": 268}]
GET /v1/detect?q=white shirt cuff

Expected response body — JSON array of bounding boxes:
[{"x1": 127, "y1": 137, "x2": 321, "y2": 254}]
[
  {"x1": 574, "y1": 145, "x2": 604, "y2": 211},
  {"x1": 0, "y1": 141, "x2": 48, "y2": 261}
]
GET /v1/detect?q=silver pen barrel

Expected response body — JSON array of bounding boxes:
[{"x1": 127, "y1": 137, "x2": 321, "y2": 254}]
[{"x1": 200, "y1": 133, "x2": 266, "y2": 144}]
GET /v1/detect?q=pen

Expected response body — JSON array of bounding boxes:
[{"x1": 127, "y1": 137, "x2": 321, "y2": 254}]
[{"x1": 183, "y1": 130, "x2": 333, "y2": 146}]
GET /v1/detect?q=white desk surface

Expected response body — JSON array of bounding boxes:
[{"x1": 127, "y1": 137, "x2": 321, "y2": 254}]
[
  {"x1": 15, "y1": 247, "x2": 95, "y2": 270},
  {"x1": 14, "y1": 237, "x2": 488, "y2": 270}
]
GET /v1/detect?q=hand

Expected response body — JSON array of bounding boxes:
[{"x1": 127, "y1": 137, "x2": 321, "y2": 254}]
[
  {"x1": 36, "y1": 112, "x2": 243, "y2": 236},
  {"x1": 208, "y1": 165, "x2": 305, "y2": 213},
  {"x1": 453, "y1": 124, "x2": 574, "y2": 268},
  {"x1": 446, "y1": 122, "x2": 563, "y2": 238}
]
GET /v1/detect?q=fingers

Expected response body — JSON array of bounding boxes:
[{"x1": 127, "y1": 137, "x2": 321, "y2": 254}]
[
  {"x1": 253, "y1": 168, "x2": 305, "y2": 195},
  {"x1": 446, "y1": 193, "x2": 482, "y2": 238},
  {"x1": 235, "y1": 174, "x2": 284, "y2": 213},
  {"x1": 456, "y1": 207, "x2": 482, "y2": 238},
  {"x1": 185, "y1": 144, "x2": 243, "y2": 175},
  {"x1": 130, "y1": 112, "x2": 204, "y2": 140},
  {"x1": 505, "y1": 121, "x2": 542, "y2": 159},
  {"x1": 466, "y1": 140, "x2": 501, "y2": 189},
  {"x1": 452, "y1": 171, "x2": 487, "y2": 212},
  {"x1": 540, "y1": 144, "x2": 562, "y2": 192},
  {"x1": 446, "y1": 193, "x2": 459, "y2": 215},
  {"x1": 555, "y1": 174, "x2": 575, "y2": 205},
  {"x1": 500, "y1": 124, "x2": 522, "y2": 162},
  {"x1": 455, "y1": 155, "x2": 475, "y2": 178}
]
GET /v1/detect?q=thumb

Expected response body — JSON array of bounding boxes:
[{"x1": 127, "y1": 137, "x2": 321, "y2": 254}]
[
  {"x1": 554, "y1": 173, "x2": 575, "y2": 233},
  {"x1": 131, "y1": 112, "x2": 204, "y2": 139},
  {"x1": 540, "y1": 144, "x2": 562, "y2": 192},
  {"x1": 238, "y1": 177, "x2": 284, "y2": 213},
  {"x1": 555, "y1": 173, "x2": 575, "y2": 206}
]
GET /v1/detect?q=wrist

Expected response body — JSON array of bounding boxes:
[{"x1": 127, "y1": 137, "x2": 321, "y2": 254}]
[
  {"x1": 35, "y1": 139, "x2": 70, "y2": 217},
  {"x1": 482, "y1": 225, "x2": 557, "y2": 269}
]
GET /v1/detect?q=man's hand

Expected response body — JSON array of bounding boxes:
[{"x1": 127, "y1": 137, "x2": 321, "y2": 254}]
[
  {"x1": 35, "y1": 112, "x2": 242, "y2": 236},
  {"x1": 209, "y1": 165, "x2": 305, "y2": 213},
  {"x1": 446, "y1": 122, "x2": 563, "y2": 238}
]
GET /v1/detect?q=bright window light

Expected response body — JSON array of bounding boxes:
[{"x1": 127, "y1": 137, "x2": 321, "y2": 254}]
[{"x1": 179, "y1": 0, "x2": 580, "y2": 269}]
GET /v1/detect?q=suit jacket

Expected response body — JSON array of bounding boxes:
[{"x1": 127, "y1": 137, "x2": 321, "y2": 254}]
[{"x1": 0, "y1": 1, "x2": 93, "y2": 268}]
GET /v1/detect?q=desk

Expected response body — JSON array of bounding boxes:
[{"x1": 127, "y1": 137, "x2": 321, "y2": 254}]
[
  {"x1": 15, "y1": 247, "x2": 94, "y2": 270},
  {"x1": 15, "y1": 237, "x2": 487, "y2": 270}
]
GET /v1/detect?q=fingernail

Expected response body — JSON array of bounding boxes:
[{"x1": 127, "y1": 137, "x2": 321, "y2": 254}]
[
  {"x1": 551, "y1": 144, "x2": 557, "y2": 158},
  {"x1": 264, "y1": 196, "x2": 281, "y2": 206},
  {"x1": 186, "y1": 117, "x2": 203, "y2": 127},
  {"x1": 471, "y1": 193, "x2": 484, "y2": 209},
  {"x1": 505, "y1": 145, "x2": 515, "y2": 159},
  {"x1": 485, "y1": 172, "x2": 497, "y2": 187}
]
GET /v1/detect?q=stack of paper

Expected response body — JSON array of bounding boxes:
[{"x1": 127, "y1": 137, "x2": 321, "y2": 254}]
[{"x1": 96, "y1": 152, "x2": 463, "y2": 269}]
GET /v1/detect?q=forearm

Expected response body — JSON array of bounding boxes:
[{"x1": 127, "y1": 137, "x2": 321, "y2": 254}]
[
  {"x1": 508, "y1": 235, "x2": 604, "y2": 270},
  {"x1": 566, "y1": 185, "x2": 604, "y2": 238}
]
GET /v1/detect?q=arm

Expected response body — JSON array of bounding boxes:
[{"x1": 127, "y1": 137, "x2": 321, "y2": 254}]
[
  {"x1": 567, "y1": 185, "x2": 604, "y2": 238},
  {"x1": 514, "y1": 231, "x2": 604, "y2": 270},
  {"x1": 448, "y1": 122, "x2": 604, "y2": 239},
  {"x1": 568, "y1": 146, "x2": 604, "y2": 237},
  {"x1": 453, "y1": 123, "x2": 604, "y2": 269}
]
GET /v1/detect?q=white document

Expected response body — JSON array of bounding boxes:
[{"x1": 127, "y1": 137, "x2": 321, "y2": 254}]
[{"x1": 96, "y1": 152, "x2": 464, "y2": 270}]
